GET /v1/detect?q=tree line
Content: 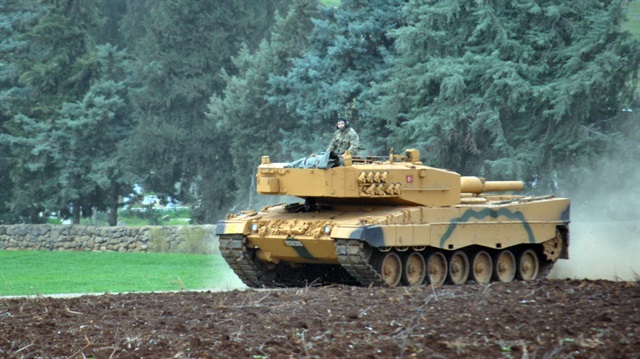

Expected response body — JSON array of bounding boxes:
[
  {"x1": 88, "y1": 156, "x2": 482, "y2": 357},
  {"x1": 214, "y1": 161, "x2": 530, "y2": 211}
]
[{"x1": 1, "y1": 0, "x2": 638, "y2": 225}]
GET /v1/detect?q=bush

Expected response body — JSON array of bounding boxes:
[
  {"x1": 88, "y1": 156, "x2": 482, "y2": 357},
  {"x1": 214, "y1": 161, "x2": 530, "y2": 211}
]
[
  {"x1": 149, "y1": 227, "x2": 170, "y2": 252},
  {"x1": 179, "y1": 226, "x2": 213, "y2": 254},
  {"x1": 148, "y1": 226, "x2": 214, "y2": 254}
]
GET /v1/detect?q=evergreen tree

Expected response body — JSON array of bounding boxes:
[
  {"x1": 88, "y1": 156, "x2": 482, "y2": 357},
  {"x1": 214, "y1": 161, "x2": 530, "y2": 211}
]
[
  {"x1": 2, "y1": 1, "x2": 140, "y2": 224},
  {"x1": 1, "y1": 0, "x2": 104, "y2": 222},
  {"x1": 0, "y1": 0, "x2": 44, "y2": 222},
  {"x1": 269, "y1": 0, "x2": 405, "y2": 156},
  {"x1": 1, "y1": 114, "x2": 54, "y2": 223},
  {"x1": 95, "y1": 0, "x2": 127, "y2": 45},
  {"x1": 123, "y1": 0, "x2": 292, "y2": 222},
  {"x1": 206, "y1": 0, "x2": 318, "y2": 212},
  {"x1": 375, "y1": 0, "x2": 640, "y2": 190},
  {"x1": 15, "y1": 0, "x2": 105, "y2": 120},
  {"x1": 3, "y1": 45, "x2": 138, "y2": 224},
  {"x1": 53, "y1": 44, "x2": 138, "y2": 225}
]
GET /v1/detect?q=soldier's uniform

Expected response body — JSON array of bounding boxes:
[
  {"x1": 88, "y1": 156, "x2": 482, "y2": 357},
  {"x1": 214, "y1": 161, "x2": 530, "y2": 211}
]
[{"x1": 328, "y1": 125, "x2": 360, "y2": 156}]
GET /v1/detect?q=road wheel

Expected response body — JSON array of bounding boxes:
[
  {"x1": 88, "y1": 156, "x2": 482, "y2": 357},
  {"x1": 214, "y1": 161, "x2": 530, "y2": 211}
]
[
  {"x1": 425, "y1": 252, "x2": 447, "y2": 287},
  {"x1": 447, "y1": 251, "x2": 470, "y2": 285},
  {"x1": 401, "y1": 252, "x2": 426, "y2": 286},
  {"x1": 375, "y1": 252, "x2": 402, "y2": 287},
  {"x1": 493, "y1": 250, "x2": 516, "y2": 283},
  {"x1": 517, "y1": 249, "x2": 540, "y2": 281},
  {"x1": 470, "y1": 250, "x2": 493, "y2": 284}
]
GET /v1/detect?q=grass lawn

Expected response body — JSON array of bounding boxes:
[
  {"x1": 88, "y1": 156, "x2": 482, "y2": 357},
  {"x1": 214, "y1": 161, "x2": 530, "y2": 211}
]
[{"x1": 0, "y1": 251, "x2": 245, "y2": 297}]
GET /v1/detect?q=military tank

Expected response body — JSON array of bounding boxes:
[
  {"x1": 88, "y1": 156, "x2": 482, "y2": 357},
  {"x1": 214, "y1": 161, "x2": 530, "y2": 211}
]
[{"x1": 216, "y1": 149, "x2": 570, "y2": 287}]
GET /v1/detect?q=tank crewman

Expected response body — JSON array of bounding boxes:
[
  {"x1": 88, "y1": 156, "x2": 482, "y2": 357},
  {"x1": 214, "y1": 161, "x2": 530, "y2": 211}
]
[{"x1": 327, "y1": 117, "x2": 360, "y2": 156}]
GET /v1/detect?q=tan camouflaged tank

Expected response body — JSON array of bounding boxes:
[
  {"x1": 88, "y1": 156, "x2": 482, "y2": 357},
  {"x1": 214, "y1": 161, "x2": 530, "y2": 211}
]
[{"x1": 216, "y1": 149, "x2": 570, "y2": 287}]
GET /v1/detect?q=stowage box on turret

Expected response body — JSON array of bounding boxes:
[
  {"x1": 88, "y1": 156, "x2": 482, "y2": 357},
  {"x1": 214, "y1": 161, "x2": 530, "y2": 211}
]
[{"x1": 216, "y1": 149, "x2": 570, "y2": 287}]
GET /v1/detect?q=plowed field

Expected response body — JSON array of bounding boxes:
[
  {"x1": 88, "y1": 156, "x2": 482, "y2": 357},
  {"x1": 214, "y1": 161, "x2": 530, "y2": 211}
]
[{"x1": 1, "y1": 280, "x2": 638, "y2": 358}]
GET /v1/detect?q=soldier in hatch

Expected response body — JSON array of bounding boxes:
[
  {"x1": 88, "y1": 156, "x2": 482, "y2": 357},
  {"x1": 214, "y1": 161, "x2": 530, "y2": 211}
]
[{"x1": 327, "y1": 117, "x2": 360, "y2": 157}]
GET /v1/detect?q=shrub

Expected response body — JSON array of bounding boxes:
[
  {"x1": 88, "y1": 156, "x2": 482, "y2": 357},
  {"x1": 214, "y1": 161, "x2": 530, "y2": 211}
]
[
  {"x1": 149, "y1": 227, "x2": 170, "y2": 252},
  {"x1": 148, "y1": 226, "x2": 214, "y2": 254},
  {"x1": 179, "y1": 226, "x2": 214, "y2": 254}
]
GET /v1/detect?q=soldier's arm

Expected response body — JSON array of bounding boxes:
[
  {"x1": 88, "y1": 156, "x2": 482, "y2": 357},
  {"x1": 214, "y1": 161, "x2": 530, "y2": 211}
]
[
  {"x1": 347, "y1": 130, "x2": 360, "y2": 154},
  {"x1": 327, "y1": 132, "x2": 338, "y2": 152}
]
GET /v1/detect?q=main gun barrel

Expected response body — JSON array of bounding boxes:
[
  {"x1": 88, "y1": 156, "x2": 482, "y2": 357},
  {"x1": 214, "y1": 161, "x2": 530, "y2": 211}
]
[{"x1": 460, "y1": 176, "x2": 524, "y2": 194}]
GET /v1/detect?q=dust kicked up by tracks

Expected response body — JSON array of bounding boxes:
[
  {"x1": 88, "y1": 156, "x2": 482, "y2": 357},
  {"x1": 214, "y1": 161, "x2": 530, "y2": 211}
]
[{"x1": 1, "y1": 279, "x2": 638, "y2": 358}]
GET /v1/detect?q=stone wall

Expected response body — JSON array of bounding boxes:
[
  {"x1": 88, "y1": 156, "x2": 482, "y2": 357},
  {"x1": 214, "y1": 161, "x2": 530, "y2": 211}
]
[{"x1": 0, "y1": 224, "x2": 218, "y2": 254}]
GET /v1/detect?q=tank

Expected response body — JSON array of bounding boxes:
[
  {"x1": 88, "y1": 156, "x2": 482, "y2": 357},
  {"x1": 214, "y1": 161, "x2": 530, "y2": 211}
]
[{"x1": 216, "y1": 149, "x2": 570, "y2": 287}]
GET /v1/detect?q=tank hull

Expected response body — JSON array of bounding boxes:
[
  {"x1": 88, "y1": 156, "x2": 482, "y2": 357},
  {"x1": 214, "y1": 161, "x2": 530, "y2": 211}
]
[{"x1": 216, "y1": 197, "x2": 569, "y2": 287}]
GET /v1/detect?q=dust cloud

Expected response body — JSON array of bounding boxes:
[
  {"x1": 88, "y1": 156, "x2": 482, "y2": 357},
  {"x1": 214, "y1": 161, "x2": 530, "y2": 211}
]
[
  {"x1": 549, "y1": 221, "x2": 639, "y2": 280},
  {"x1": 549, "y1": 120, "x2": 640, "y2": 281},
  {"x1": 203, "y1": 234, "x2": 246, "y2": 290}
]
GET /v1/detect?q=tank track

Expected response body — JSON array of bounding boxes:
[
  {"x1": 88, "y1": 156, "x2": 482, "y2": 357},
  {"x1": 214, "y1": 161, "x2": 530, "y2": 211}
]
[
  {"x1": 220, "y1": 235, "x2": 356, "y2": 288},
  {"x1": 534, "y1": 232, "x2": 562, "y2": 281},
  {"x1": 219, "y1": 234, "x2": 270, "y2": 287},
  {"x1": 537, "y1": 260, "x2": 556, "y2": 280},
  {"x1": 221, "y1": 235, "x2": 557, "y2": 288},
  {"x1": 335, "y1": 239, "x2": 388, "y2": 287}
]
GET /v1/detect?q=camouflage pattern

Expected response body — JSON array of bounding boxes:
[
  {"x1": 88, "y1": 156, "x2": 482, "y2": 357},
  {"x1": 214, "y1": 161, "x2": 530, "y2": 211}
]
[
  {"x1": 216, "y1": 199, "x2": 570, "y2": 264},
  {"x1": 328, "y1": 127, "x2": 360, "y2": 156},
  {"x1": 216, "y1": 148, "x2": 570, "y2": 288}
]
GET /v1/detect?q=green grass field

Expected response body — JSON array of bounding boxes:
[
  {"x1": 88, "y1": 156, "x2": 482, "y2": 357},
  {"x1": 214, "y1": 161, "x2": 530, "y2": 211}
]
[{"x1": 0, "y1": 251, "x2": 245, "y2": 297}]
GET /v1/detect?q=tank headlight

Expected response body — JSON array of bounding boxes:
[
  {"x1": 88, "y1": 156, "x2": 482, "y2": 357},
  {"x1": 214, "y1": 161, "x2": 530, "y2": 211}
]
[
  {"x1": 323, "y1": 225, "x2": 332, "y2": 235},
  {"x1": 251, "y1": 223, "x2": 259, "y2": 232}
]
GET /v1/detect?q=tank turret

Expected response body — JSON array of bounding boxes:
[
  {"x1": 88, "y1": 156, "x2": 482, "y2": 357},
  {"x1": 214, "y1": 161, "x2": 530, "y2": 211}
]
[{"x1": 257, "y1": 149, "x2": 525, "y2": 207}]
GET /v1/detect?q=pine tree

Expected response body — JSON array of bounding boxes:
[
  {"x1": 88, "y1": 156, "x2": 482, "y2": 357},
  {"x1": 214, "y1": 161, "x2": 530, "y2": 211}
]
[
  {"x1": 3, "y1": 44, "x2": 138, "y2": 224},
  {"x1": 0, "y1": 0, "x2": 44, "y2": 222},
  {"x1": 53, "y1": 44, "x2": 138, "y2": 225},
  {"x1": 1, "y1": 0, "x2": 105, "y2": 222},
  {"x1": 2, "y1": 1, "x2": 141, "y2": 224},
  {"x1": 269, "y1": 0, "x2": 406, "y2": 156},
  {"x1": 375, "y1": 0, "x2": 640, "y2": 190},
  {"x1": 206, "y1": 0, "x2": 318, "y2": 214},
  {"x1": 16, "y1": 0, "x2": 105, "y2": 120},
  {"x1": 123, "y1": 0, "x2": 292, "y2": 222}
]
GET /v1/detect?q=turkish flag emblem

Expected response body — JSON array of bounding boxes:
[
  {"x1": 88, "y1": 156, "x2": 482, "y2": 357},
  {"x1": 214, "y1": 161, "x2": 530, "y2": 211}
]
[{"x1": 406, "y1": 175, "x2": 413, "y2": 183}]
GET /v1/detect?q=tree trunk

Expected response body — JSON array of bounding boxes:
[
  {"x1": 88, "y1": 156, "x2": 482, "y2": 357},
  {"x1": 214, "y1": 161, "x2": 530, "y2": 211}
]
[
  {"x1": 107, "y1": 183, "x2": 119, "y2": 226},
  {"x1": 72, "y1": 201, "x2": 81, "y2": 224}
]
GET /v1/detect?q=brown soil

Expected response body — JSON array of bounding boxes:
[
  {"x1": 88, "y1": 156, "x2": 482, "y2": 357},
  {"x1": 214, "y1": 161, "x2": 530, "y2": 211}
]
[{"x1": 0, "y1": 280, "x2": 638, "y2": 358}]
